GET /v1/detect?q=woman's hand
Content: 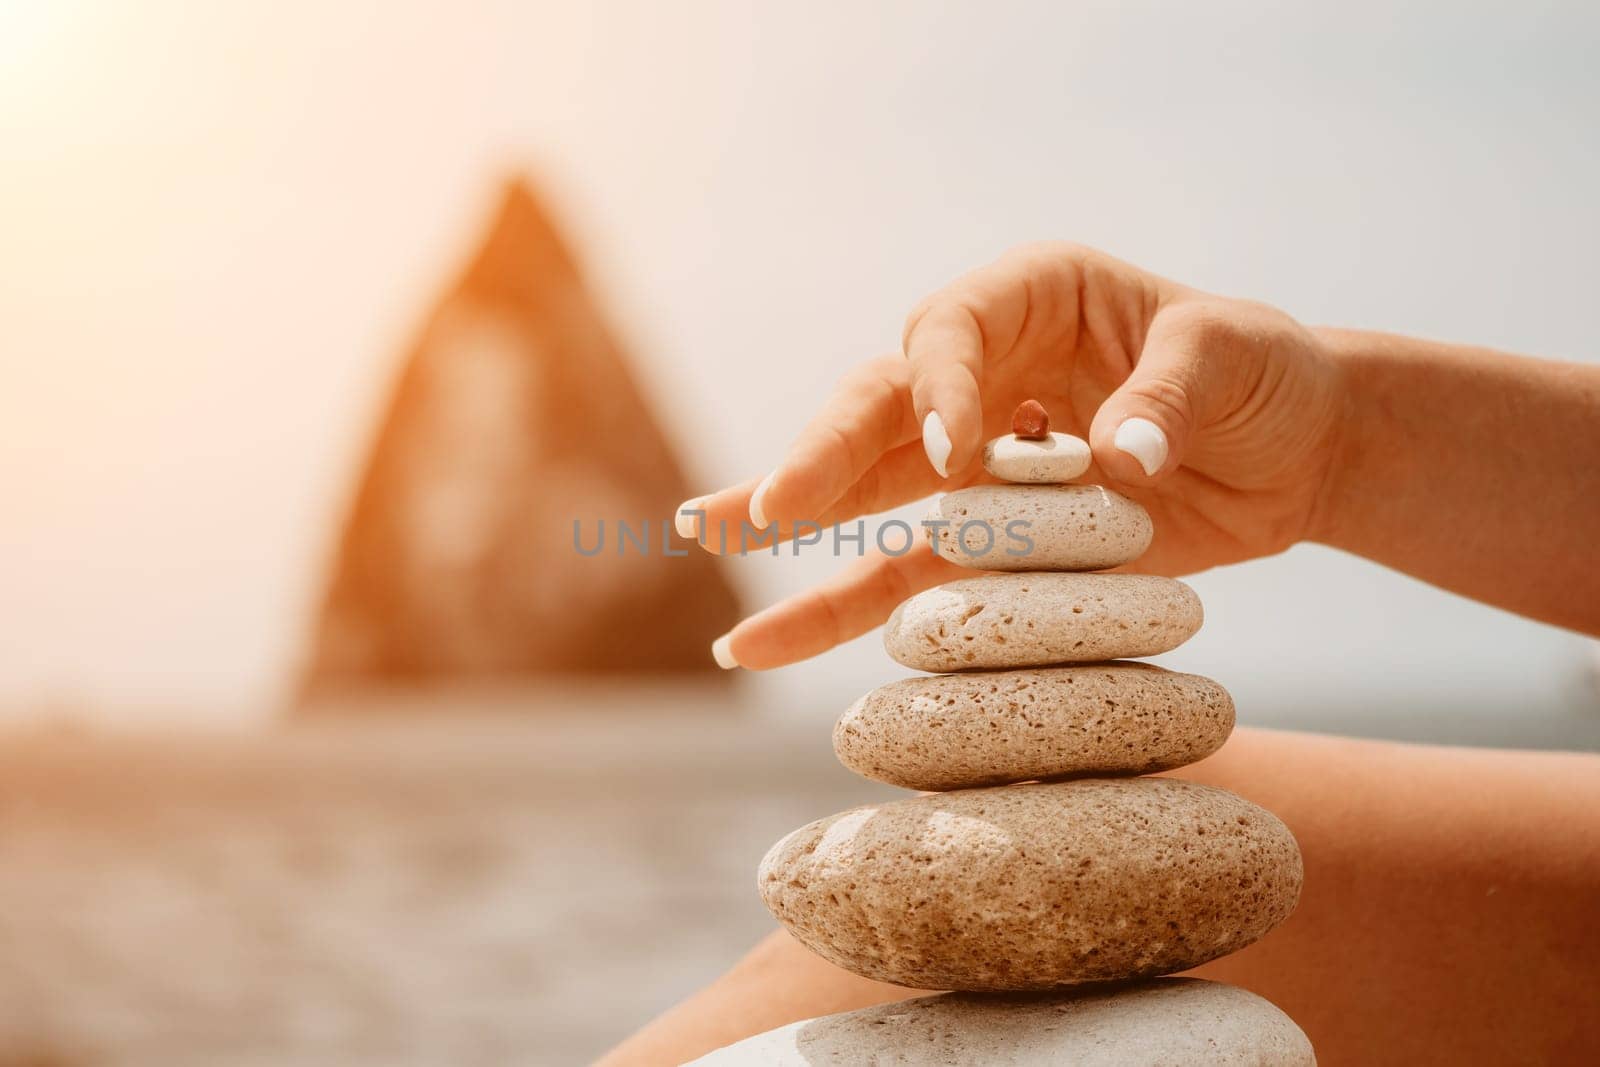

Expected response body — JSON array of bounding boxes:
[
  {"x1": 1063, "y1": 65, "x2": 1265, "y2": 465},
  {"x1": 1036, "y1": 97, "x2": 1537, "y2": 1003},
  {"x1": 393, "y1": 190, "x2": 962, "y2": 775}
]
[{"x1": 686, "y1": 242, "x2": 1346, "y2": 669}]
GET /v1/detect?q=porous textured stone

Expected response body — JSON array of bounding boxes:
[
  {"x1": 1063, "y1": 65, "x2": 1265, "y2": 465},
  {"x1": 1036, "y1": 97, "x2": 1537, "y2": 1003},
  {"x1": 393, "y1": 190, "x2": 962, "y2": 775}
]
[
  {"x1": 983, "y1": 432, "x2": 1092, "y2": 483},
  {"x1": 927, "y1": 485, "x2": 1152, "y2": 572},
  {"x1": 758, "y1": 778, "x2": 1302, "y2": 991},
  {"x1": 834, "y1": 664, "x2": 1233, "y2": 790},
  {"x1": 687, "y1": 979, "x2": 1315, "y2": 1065},
  {"x1": 884, "y1": 573, "x2": 1202, "y2": 672}
]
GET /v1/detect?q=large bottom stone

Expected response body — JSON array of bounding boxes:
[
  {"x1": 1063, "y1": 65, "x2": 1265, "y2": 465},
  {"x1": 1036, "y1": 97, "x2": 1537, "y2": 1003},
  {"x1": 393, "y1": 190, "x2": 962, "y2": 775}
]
[
  {"x1": 688, "y1": 978, "x2": 1315, "y2": 1065},
  {"x1": 759, "y1": 778, "x2": 1302, "y2": 990}
]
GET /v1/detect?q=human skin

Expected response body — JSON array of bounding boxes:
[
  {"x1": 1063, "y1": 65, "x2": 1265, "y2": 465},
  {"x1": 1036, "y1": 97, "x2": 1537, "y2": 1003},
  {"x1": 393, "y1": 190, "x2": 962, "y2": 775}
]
[
  {"x1": 606, "y1": 245, "x2": 1600, "y2": 1063},
  {"x1": 679, "y1": 243, "x2": 1600, "y2": 668},
  {"x1": 598, "y1": 728, "x2": 1600, "y2": 1066}
]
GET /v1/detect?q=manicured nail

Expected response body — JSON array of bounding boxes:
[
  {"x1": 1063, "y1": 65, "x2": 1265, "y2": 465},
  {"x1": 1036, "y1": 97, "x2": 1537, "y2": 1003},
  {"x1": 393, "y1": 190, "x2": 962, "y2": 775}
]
[
  {"x1": 674, "y1": 497, "x2": 704, "y2": 540},
  {"x1": 922, "y1": 411, "x2": 951, "y2": 478},
  {"x1": 748, "y1": 472, "x2": 776, "y2": 529},
  {"x1": 1113, "y1": 417, "x2": 1169, "y2": 477},
  {"x1": 711, "y1": 633, "x2": 740, "y2": 670}
]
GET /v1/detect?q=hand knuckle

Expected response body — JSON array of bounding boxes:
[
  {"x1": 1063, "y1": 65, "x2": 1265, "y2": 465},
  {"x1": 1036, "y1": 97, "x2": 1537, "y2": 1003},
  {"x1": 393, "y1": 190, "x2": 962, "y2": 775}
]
[
  {"x1": 902, "y1": 297, "x2": 940, "y2": 349},
  {"x1": 1159, "y1": 302, "x2": 1233, "y2": 348},
  {"x1": 1132, "y1": 376, "x2": 1196, "y2": 437}
]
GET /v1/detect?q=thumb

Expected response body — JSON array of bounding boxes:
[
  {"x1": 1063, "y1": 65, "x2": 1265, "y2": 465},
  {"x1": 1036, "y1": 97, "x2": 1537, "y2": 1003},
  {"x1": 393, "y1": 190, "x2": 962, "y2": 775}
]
[{"x1": 1089, "y1": 306, "x2": 1230, "y2": 485}]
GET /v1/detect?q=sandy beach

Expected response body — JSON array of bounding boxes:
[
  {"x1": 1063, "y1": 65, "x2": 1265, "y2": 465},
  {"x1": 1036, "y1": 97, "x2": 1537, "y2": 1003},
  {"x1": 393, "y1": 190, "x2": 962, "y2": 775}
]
[{"x1": 0, "y1": 686, "x2": 898, "y2": 1066}]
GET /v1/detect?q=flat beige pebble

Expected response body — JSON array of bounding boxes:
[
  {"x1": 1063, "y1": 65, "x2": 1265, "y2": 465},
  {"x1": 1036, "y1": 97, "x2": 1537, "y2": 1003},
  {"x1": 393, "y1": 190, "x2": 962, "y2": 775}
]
[
  {"x1": 884, "y1": 573, "x2": 1202, "y2": 672},
  {"x1": 759, "y1": 779, "x2": 1303, "y2": 991},
  {"x1": 834, "y1": 663, "x2": 1233, "y2": 790},
  {"x1": 927, "y1": 485, "x2": 1152, "y2": 571},
  {"x1": 688, "y1": 978, "x2": 1314, "y2": 1065},
  {"x1": 983, "y1": 432, "x2": 1092, "y2": 483}
]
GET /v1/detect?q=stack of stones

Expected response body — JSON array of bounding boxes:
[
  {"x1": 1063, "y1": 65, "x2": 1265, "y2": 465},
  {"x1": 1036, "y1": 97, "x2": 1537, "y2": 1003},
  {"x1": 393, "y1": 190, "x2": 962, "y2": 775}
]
[{"x1": 696, "y1": 402, "x2": 1313, "y2": 1065}]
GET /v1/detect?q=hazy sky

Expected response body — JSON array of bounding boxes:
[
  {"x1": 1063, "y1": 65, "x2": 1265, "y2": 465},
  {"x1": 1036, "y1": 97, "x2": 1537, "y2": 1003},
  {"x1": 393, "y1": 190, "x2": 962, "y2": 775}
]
[{"x1": 2, "y1": 1, "x2": 1596, "y2": 727}]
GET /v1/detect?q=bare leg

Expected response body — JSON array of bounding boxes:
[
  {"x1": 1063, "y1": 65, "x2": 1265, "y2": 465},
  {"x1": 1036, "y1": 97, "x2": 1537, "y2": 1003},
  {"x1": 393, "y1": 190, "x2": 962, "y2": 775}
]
[
  {"x1": 597, "y1": 729, "x2": 1600, "y2": 1066},
  {"x1": 595, "y1": 927, "x2": 921, "y2": 1067}
]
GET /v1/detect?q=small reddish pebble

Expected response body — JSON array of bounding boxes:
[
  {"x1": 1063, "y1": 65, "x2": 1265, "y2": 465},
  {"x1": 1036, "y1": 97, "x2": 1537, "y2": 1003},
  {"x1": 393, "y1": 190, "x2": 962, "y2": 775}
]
[{"x1": 1011, "y1": 400, "x2": 1050, "y2": 439}]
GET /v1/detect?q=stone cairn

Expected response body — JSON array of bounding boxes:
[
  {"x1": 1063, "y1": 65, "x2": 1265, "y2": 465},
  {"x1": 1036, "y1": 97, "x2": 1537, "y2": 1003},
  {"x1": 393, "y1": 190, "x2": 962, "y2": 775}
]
[{"x1": 695, "y1": 402, "x2": 1314, "y2": 1064}]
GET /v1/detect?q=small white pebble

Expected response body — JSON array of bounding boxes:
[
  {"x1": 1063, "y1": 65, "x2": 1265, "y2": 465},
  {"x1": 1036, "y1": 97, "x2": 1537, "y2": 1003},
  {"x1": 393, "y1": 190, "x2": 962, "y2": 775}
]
[{"x1": 982, "y1": 433, "x2": 1091, "y2": 483}]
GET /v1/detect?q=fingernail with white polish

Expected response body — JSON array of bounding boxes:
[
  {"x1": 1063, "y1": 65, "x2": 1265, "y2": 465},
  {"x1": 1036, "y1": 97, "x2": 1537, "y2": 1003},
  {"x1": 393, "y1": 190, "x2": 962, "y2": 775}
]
[
  {"x1": 674, "y1": 497, "x2": 704, "y2": 540},
  {"x1": 1113, "y1": 417, "x2": 1169, "y2": 477},
  {"x1": 922, "y1": 411, "x2": 951, "y2": 478},
  {"x1": 748, "y1": 472, "x2": 776, "y2": 529},
  {"x1": 711, "y1": 633, "x2": 740, "y2": 670}
]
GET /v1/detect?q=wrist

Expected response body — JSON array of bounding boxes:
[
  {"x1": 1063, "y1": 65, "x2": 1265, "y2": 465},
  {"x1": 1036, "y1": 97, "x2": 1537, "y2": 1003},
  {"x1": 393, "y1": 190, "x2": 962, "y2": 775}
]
[{"x1": 1301, "y1": 327, "x2": 1373, "y2": 551}]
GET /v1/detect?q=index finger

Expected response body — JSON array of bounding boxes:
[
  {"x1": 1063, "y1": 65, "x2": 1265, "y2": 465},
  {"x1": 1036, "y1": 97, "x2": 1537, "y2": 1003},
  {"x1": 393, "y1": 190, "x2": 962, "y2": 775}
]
[{"x1": 901, "y1": 247, "x2": 1062, "y2": 477}]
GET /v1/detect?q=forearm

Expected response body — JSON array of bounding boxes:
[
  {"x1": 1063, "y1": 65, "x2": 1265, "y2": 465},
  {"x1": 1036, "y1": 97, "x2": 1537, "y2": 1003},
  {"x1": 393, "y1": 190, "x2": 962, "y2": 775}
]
[{"x1": 1310, "y1": 328, "x2": 1600, "y2": 634}]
